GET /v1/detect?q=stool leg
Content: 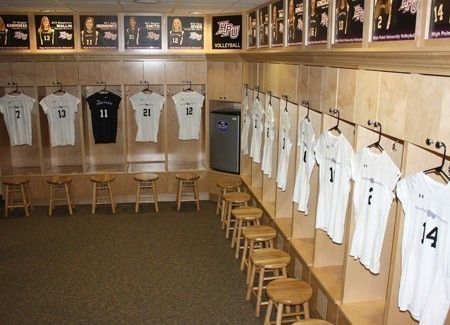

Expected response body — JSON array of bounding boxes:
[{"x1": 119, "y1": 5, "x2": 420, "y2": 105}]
[
  {"x1": 246, "y1": 264, "x2": 256, "y2": 301},
  {"x1": 303, "y1": 302, "x2": 310, "y2": 319},
  {"x1": 225, "y1": 204, "x2": 233, "y2": 239},
  {"x1": 275, "y1": 303, "x2": 284, "y2": 325},
  {"x1": 269, "y1": 239, "x2": 274, "y2": 248},
  {"x1": 264, "y1": 299, "x2": 274, "y2": 325},
  {"x1": 65, "y1": 183, "x2": 73, "y2": 215},
  {"x1": 21, "y1": 184, "x2": 29, "y2": 217},
  {"x1": 255, "y1": 266, "x2": 265, "y2": 317},
  {"x1": 176, "y1": 180, "x2": 182, "y2": 211},
  {"x1": 216, "y1": 190, "x2": 222, "y2": 215},
  {"x1": 231, "y1": 217, "x2": 239, "y2": 247},
  {"x1": 221, "y1": 201, "x2": 227, "y2": 229},
  {"x1": 152, "y1": 181, "x2": 159, "y2": 212},
  {"x1": 25, "y1": 184, "x2": 32, "y2": 210},
  {"x1": 235, "y1": 219, "x2": 244, "y2": 258},
  {"x1": 91, "y1": 182, "x2": 97, "y2": 214},
  {"x1": 48, "y1": 184, "x2": 53, "y2": 216},
  {"x1": 4, "y1": 185, "x2": 9, "y2": 219},
  {"x1": 135, "y1": 182, "x2": 140, "y2": 213},
  {"x1": 246, "y1": 240, "x2": 255, "y2": 284},
  {"x1": 108, "y1": 183, "x2": 115, "y2": 214},
  {"x1": 194, "y1": 180, "x2": 200, "y2": 211},
  {"x1": 241, "y1": 237, "x2": 248, "y2": 271}
]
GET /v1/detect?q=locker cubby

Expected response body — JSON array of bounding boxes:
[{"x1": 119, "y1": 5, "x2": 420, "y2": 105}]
[
  {"x1": 125, "y1": 84, "x2": 166, "y2": 173},
  {"x1": 81, "y1": 85, "x2": 126, "y2": 173},
  {"x1": 37, "y1": 86, "x2": 84, "y2": 174},
  {"x1": 240, "y1": 88, "x2": 253, "y2": 181},
  {"x1": 250, "y1": 91, "x2": 264, "y2": 201},
  {"x1": 0, "y1": 86, "x2": 42, "y2": 176}
]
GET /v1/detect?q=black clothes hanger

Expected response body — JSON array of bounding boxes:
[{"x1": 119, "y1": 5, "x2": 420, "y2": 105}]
[
  {"x1": 302, "y1": 100, "x2": 310, "y2": 121},
  {"x1": 140, "y1": 80, "x2": 152, "y2": 94},
  {"x1": 328, "y1": 108, "x2": 341, "y2": 135},
  {"x1": 424, "y1": 139, "x2": 450, "y2": 183},
  {"x1": 53, "y1": 82, "x2": 65, "y2": 95},
  {"x1": 183, "y1": 80, "x2": 193, "y2": 92},
  {"x1": 8, "y1": 82, "x2": 20, "y2": 95},
  {"x1": 245, "y1": 83, "x2": 248, "y2": 96},
  {"x1": 283, "y1": 95, "x2": 288, "y2": 112},
  {"x1": 97, "y1": 81, "x2": 109, "y2": 94},
  {"x1": 367, "y1": 120, "x2": 383, "y2": 153},
  {"x1": 267, "y1": 90, "x2": 272, "y2": 105},
  {"x1": 255, "y1": 87, "x2": 260, "y2": 100}
]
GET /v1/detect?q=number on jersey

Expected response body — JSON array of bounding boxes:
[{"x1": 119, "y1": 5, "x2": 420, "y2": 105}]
[
  {"x1": 338, "y1": 20, "x2": 344, "y2": 31},
  {"x1": 329, "y1": 167, "x2": 335, "y2": 183},
  {"x1": 434, "y1": 3, "x2": 444, "y2": 22},
  {"x1": 100, "y1": 109, "x2": 108, "y2": 118},
  {"x1": 44, "y1": 35, "x2": 51, "y2": 41},
  {"x1": 186, "y1": 107, "x2": 193, "y2": 115},
  {"x1": 377, "y1": 16, "x2": 383, "y2": 29},
  {"x1": 368, "y1": 187, "x2": 374, "y2": 205},
  {"x1": 143, "y1": 108, "x2": 151, "y2": 117},
  {"x1": 15, "y1": 110, "x2": 20, "y2": 119},
  {"x1": 58, "y1": 109, "x2": 66, "y2": 119},
  {"x1": 421, "y1": 222, "x2": 438, "y2": 248}
]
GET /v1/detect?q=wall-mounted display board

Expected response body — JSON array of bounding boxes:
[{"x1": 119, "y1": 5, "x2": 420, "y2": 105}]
[
  {"x1": 335, "y1": 0, "x2": 364, "y2": 43},
  {"x1": 35, "y1": 15, "x2": 74, "y2": 49},
  {"x1": 248, "y1": 11, "x2": 257, "y2": 49},
  {"x1": 0, "y1": 15, "x2": 29, "y2": 49},
  {"x1": 167, "y1": 16, "x2": 204, "y2": 49},
  {"x1": 372, "y1": 0, "x2": 417, "y2": 41},
  {"x1": 271, "y1": 0, "x2": 285, "y2": 47},
  {"x1": 80, "y1": 15, "x2": 118, "y2": 49},
  {"x1": 287, "y1": 0, "x2": 304, "y2": 46},
  {"x1": 124, "y1": 15, "x2": 161, "y2": 50},
  {"x1": 429, "y1": 0, "x2": 450, "y2": 39},
  {"x1": 212, "y1": 15, "x2": 242, "y2": 49},
  {"x1": 308, "y1": 0, "x2": 329, "y2": 45},
  {"x1": 258, "y1": 6, "x2": 270, "y2": 48}
]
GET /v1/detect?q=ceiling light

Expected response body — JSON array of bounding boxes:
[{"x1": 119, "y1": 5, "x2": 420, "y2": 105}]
[
  {"x1": 189, "y1": 11, "x2": 203, "y2": 15},
  {"x1": 134, "y1": 0, "x2": 159, "y2": 3},
  {"x1": 41, "y1": 9, "x2": 55, "y2": 13}
]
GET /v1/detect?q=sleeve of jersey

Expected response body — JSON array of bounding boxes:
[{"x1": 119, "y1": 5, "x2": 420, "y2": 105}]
[
  {"x1": 39, "y1": 96, "x2": 50, "y2": 114},
  {"x1": 114, "y1": 94, "x2": 122, "y2": 107},
  {"x1": 86, "y1": 94, "x2": 95, "y2": 109},
  {"x1": 129, "y1": 94, "x2": 137, "y2": 110},
  {"x1": 71, "y1": 94, "x2": 80, "y2": 112},
  {"x1": 350, "y1": 152, "x2": 361, "y2": 182},
  {"x1": 314, "y1": 136, "x2": 323, "y2": 165},
  {"x1": 26, "y1": 95, "x2": 36, "y2": 112},
  {"x1": 0, "y1": 98, "x2": 5, "y2": 115},
  {"x1": 345, "y1": 144, "x2": 355, "y2": 179},
  {"x1": 158, "y1": 94, "x2": 166, "y2": 110}
]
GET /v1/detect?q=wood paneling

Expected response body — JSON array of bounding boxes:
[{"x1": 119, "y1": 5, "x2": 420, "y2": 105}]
[
  {"x1": 11, "y1": 61, "x2": 35, "y2": 86},
  {"x1": 297, "y1": 65, "x2": 309, "y2": 102},
  {"x1": 166, "y1": 61, "x2": 187, "y2": 84},
  {"x1": 320, "y1": 67, "x2": 338, "y2": 113},
  {"x1": 78, "y1": 61, "x2": 101, "y2": 85},
  {"x1": 354, "y1": 70, "x2": 380, "y2": 126},
  {"x1": 56, "y1": 62, "x2": 79, "y2": 85},
  {"x1": 100, "y1": 61, "x2": 123, "y2": 85},
  {"x1": 34, "y1": 62, "x2": 57, "y2": 86},
  {"x1": 186, "y1": 61, "x2": 207, "y2": 84},
  {"x1": 0, "y1": 62, "x2": 12, "y2": 86},
  {"x1": 279, "y1": 64, "x2": 298, "y2": 100},
  {"x1": 308, "y1": 66, "x2": 322, "y2": 111},
  {"x1": 143, "y1": 61, "x2": 165, "y2": 84},
  {"x1": 337, "y1": 68, "x2": 356, "y2": 122},
  {"x1": 122, "y1": 61, "x2": 144, "y2": 85}
]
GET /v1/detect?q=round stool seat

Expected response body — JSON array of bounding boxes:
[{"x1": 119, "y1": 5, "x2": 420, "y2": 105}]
[
  {"x1": 216, "y1": 179, "x2": 242, "y2": 189},
  {"x1": 91, "y1": 174, "x2": 115, "y2": 183},
  {"x1": 292, "y1": 320, "x2": 332, "y2": 325},
  {"x1": 232, "y1": 207, "x2": 263, "y2": 220},
  {"x1": 2, "y1": 177, "x2": 29, "y2": 186},
  {"x1": 267, "y1": 278, "x2": 313, "y2": 305},
  {"x1": 134, "y1": 173, "x2": 159, "y2": 182},
  {"x1": 47, "y1": 176, "x2": 72, "y2": 185},
  {"x1": 251, "y1": 248, "x2": 290, "y2": 267},
  {"x1": 175, "y1": 172, "x2": 200, "y2": 181},
  {"x1": 223, "y1": 192, "x2": 251, "y2": 204},
  {"x1": 243, "y1": 225, "x2": 276, "y2": 240}
]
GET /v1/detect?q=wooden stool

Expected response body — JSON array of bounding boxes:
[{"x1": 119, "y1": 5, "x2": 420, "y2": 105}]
[
  {"x1": 3, "y1": 177, "x2": 32, "y2": 218},
  {"x1": 231, "y1": 207, "x2": 263, "y2": 258},
  {"x1": 241, "y1": 225, "x2": 277, "y2": 281},
  {"x1": 292, "y1": 319, "x2": 332, "y2": 325},
  {"x1": 246, "y1": 248, "x2": 291, "y2": 317},
  {"x1": 91, "y1": 174, "x2": 116, "y2": 214},
  {"x1": 216, "y1": 179, "x2": 242, "y2": 217},
  {"x1": 264, "y1": 278, "x2": 313, "y2": 325},
  {"x1": 134, "y1": 173, "x2": 159, "y2": 212},
  {"x1": 47, "y1": 176, "x2": 73, "y2": 216},
  {"x1": 175, "y1": 172, "x2": 200, "y2": 211},
  {"x1": 222, "y1": 192, "x2": 251, "y2": 239}
]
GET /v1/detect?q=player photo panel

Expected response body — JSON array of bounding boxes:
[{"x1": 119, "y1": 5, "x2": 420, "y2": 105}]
[
  {"x1": 258, "y1": 6, "x2": 269, "y2": 48},
  {"x1": 335, "y1": 0, "x2": 364, "y2": 43},
  {"x1": 287, "y1": 0, "x2": 304, "y2": 46},
  {"x1": 124, "y1": 15, "x2": 161, "y2": 50},
  {"x1": 271, "y1": 0, "x2": 285, "y2": 47},
  {"x1": 80, "y1": 15, "x2": 118, "y2": 49},
  {"x1": 35, "y1": 15, "x2": 74, "y2": 49},
  {"x1": 167, "y1": 16, "x2": 204, "y2": 49},
  {"x1": 0, "y1": 15, "x2": 30, "y2": 49},
  {"x1": 308, "y1": 0, "x2": 329, "y2": 45},
  {"x1": 429, "y1": 0, "x2": 450, "y2": 39},
  {"x1": 247, "y1": 11, "x2": 257, "y2": 49}
]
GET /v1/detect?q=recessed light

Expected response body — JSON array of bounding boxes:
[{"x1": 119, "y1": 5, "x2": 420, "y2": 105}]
[
  {"x1": 41, "y1": 9, "x2": 55, "y2": 13},
  {"x1": 134, "y1": 0, "x2": 159, "y2": 3},
  {"x1": 189, "y1": 11, "x2": 203, "y2": 15}
]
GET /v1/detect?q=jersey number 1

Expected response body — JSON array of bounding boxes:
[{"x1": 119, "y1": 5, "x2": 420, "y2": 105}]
[
  {"x1": 421, "y1": 222, "x2": 438, "y2": 248},
  {"x1": 329, "y1": 167, "x2": 335, "y2": 183}
]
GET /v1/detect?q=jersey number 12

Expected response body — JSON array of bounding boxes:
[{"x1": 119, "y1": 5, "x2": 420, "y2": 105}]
[{"x1": 186, "y1": 107, "x2": 193, "y2": 115}]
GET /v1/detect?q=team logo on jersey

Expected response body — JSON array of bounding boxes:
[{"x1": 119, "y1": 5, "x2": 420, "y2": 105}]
[
  {"x1": 215, "y1": 20, "x2": 240, "y2": 39},
  {"x1": 416, "y1": 207, "x2": 446, "y2": 223},
  {"x1": 217, "y1": 120, "x2": 229, "y2": 132},
  {"x1": 352, "y1": 4, "x2": 364, "y2": 22},
  {"x1": 398, "y1": 0, "x2": 418, "y2": 14}
]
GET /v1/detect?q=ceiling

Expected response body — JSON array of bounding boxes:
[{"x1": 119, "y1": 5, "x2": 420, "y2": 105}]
[{"x1": 0, "y1": 0, "x2": 268, "y2": 14}]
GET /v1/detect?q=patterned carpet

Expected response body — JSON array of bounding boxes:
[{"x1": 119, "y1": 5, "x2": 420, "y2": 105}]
[{"x1": 0, "y1": 201, "x2": 263, "y2": 324}]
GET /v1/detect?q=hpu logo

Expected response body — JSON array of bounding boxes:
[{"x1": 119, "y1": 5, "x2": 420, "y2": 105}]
[
  {"x1": 217, "y1": 120, "x2": 229, "y2": 132},
  {"x1": 216, "y1": 20, "x2": 240, "y2": 39}
]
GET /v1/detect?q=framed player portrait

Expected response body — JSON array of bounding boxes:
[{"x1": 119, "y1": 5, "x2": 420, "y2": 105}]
[
  {"x1": 167, "y1": 16, "x2": 204, "y2": 49},
  {"x1": 270, "y1": 0, "x2": 285, "y2": 47},
  {"x1": 287, "y1": 0, "x2": 304, "y2": 46},
  {"x1": 335, "y1": 0, "x2": 364, "y2": 43},
  {"x1": 80, "y1": 15, "x2": 118, "y2": 49},
  {"x1": 258, "y1": 6, "x2": 269, "y2": 48},
  {"x1": 0, "y1": 15, "x2": 29, "y2": 49},
  {"x1": 35, "y1": 15, "x2": 74, "y2": 50},
  {"x1": 212, "y1": 15, "x2": 242, "y2": 49},
  {"x1": 372, "y1": 0, "x2": 417, "y2": 42},
  {"x1": 247, "y1": 11, "x2": 257, "y2": 49},
  {"x1": 124, "y1": 15, "x2": 161, "y2": 50},
  {"x1": 308, "y1": 0, "x2": 329, "y2": 45},
  {"x1": 429, "y1": 0, "x2": 450, "y2": 39}
]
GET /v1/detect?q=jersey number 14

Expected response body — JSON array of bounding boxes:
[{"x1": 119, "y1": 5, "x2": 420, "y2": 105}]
[{"x1": 421, "y1": 222, "x2": 438, "y2": 248}]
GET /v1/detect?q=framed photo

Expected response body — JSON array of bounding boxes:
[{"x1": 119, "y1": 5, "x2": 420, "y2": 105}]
[
  {"x1": 287, "y1": 0, "x2": 304, "y2": 46},
  {"x1": 167, "y1": 16, "x2": 204, "y2": 49},
  {"x1": 35, "y1": 15, "x2": 74, "y2": 49},
  {"x1": 335, "y1": 0, "x2": 364, "y2": 43},
  {"x1": 0, "y1": 15, "x2": 29, "y2": 49},
  {"x1": 124, "y1": 15, "x2": 161, "y2": 49},
  {"x1": 258, "y1": 6, "x2": 269, "y2": 48},
  {"x1": 429, "y1": 0, "x2": 450, "y2": 39},
  {"x1": 80, "y1": 15, "x2": 118, "y2": 49},
  {"x1": 212, "y1": 15, "x2": 242, "y2": 49},
  {"x1": 308, "y1": 0, "x2": 329, "y2": 45},
  {"x1": 271, "y1": 0, "x2": 285, "y2": 47},
  {"x1": 247, "y1": 11, "x2": 257, "y2": 49}
]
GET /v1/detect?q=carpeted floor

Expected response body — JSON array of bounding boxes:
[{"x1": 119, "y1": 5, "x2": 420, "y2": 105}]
[{"x1": 0, "y1": 201, "x2": 263, "y2": 324}]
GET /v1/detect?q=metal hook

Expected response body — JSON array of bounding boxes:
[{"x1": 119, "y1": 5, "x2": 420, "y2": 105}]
[
  {"x1": 302, "y1": 100, "x2": 310, "y2": 120},
  {"x1": 282, "y1": 95, "x2": 288, "y2": 111},
  {"x1": 267, "y1": 90, "x2": 272, "y2": 105},
  {"x1": 368, "y1": 120, "x2": 383, "y2": 144},
  {"x1": 329, "y1": 107, "x2": 340, "y2": 128}
]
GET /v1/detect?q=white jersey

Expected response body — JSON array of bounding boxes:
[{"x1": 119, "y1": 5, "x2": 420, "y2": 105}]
[
  {"x1": 349, "y1": 148, "x2": 400, "y2": 274},
  {"x1": 397, "y1": 172, "x2": 450, "y2": 322},
  {"x1": 241, "y1": 94, "x2": 251, "y2": 155},
  {"x1": 0, "y1": 93, "x2": 35, "y2": 146},
  {"x1": 261, "y1": 101, "x2": 275, "y2": 178},
  {"x1": 314, "y1": 131, "x2": 354, "y2": 244},
  {"x1": 40, "y1": 93, "x2": 80, "y2": 147},
  {"x1": 172, "y1": 90, "x2": 205, "y2": 140},
  {"x1": 276, "y1": 106, "x2": 292, "y2": 191},
  {"x1": 293, "y1": 118, "x2": 316, "y2": 214},
  {"x1": 250, "y1": 97, "x2": 263, "y2": 163},
  {"x1": 130, "y1": 91, "x2": 165, "y2": 143}
]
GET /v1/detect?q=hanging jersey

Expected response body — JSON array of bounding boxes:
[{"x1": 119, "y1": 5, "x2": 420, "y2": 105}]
[
  {"x1": 336, "y1": 5, "x2": 348, "y2": 38},
  {"x1": 314, "y1": 131, "x2": 354, "y2": 244},
  {"x1": 293, "y1": 118, "x2": 316, "y2": 214},
  {"x1": 276, "y1": 106, "x2": 292, "y2": 191},
  {"x1": 250, "y1": 97, "x2": 263, "y2": 163},
  {"x1": 0, "y1": 93, "x2": 35, "y2": 146},
  {"x1": 126, "y1": 28, "x2": 140, "y2": 47},
  {"x1": 81, "y1": 30, "x2": 98, "y2": 47},
  {"x1": 348, "y1": 0, "x2": 364, "y2": 37},
  {"x1": 349, "y1": 148, "x2": 400, "y2": 274},
  {"x1": 261, "y1": 102, "x2": 275, "y2": 178},
  {"x1": 39, "y1": 30, "x2": 55, "y2": 46},
  {"x1": 396, "y1": 172, "x2": 450, "y2": 321},
  {"x1": 40, "y1": 93, "x2": 80, "y2": 147},
  {"x1": 129, "y1": 91, "x2": 165, "y2": 143},
  {"x1": 169, "y1": 30, "x2": 184, "y2": 46},
  {"x1": 0, "y1": 28, "x2": 8, "y2": 46},
  {"x1": 172, "y1": 90, "x2": 205, "y2": 140},
  {"x1": 86, "y1": 91, "x2": 121, "y2": 144},
  {"x1": 241, "y1": 94, "x2": 251, "y2": 155}
]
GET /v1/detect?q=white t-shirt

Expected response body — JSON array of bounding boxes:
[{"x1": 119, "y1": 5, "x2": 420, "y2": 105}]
[
  {"x1": 40, "y1": 93, "x2": 80, "y2": 147},
  {"x1": 0, "y1": 93, "x2": 35, "y2": 146},
  {"x1": 172, "y1": 90, "x2": 205, "y2": 140},
  {"x1": 276, "y1": 106, "x2": 292, "y2": 191},
  {"x1": 293, "y1": 118, "x2": 316, "y2": 214},
  {"x1": 241, "y1": 94, "x2": 251, "y2": 155},
  {"x1": 314, "y1": 131, "x2": 354, "y2": 244},
  {"x1": 250, "y1": 97, "x2": 263, "y2": 163},
  {"x1": 349, "y1": 148, "x2": 400, "y2": 274},
  {"x1": 261, "y1": 101, "x2": 275, "y2": 178},
  {"x1": 397, "y1": 172, "x2": 450, "y2": 322},
  {"x1": 130, "y1": 91, "x2": 165, "y2": 143}
]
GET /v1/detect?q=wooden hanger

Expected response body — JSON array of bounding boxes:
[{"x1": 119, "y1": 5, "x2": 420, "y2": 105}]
[
  {"x1": 8, "y1": 82, "x2": 20, "y2": 95},
  {"x1": 53, "y1": 81, "x2": 65, "y2": 95},
  {"x1": 328, "y1": 108, "x2": 341, "y2": 135},
  {"x1": 367, "y1": 120, "x2": 383, "y2": 153},
  {"x1": 424, "y1": 138, "x2": 450, "y2": 183},
  {"x1": 301, "y1": 100, "x2": 310, "y2": 121}
]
